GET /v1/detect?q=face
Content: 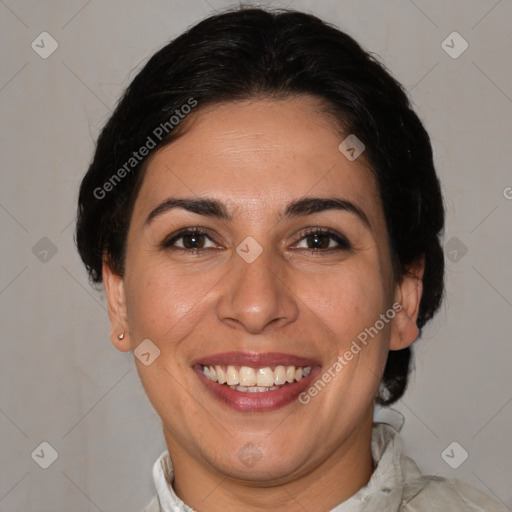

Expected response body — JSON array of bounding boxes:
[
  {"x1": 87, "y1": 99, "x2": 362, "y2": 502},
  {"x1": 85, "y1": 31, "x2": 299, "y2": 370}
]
[{"x1": 104, "y1": 96, "x2": 422, "y2": 487}]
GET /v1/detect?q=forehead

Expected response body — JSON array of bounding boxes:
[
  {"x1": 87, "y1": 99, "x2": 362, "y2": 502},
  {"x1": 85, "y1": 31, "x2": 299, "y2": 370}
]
[{"x1": 135, "y1": 96, "x2": 383, "y2": 224}]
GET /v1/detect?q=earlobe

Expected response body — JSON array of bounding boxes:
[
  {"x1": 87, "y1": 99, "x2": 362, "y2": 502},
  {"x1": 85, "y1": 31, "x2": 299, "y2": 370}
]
[
  {"x1": 389, "y1": 257, "x2": 425, "y2": 351},
  {"x1": 102, "y1": 258, "x2": 131, "y2": 352}
]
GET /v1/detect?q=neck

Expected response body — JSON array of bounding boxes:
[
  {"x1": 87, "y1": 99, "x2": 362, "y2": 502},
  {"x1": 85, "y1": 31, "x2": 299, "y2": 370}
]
[{"x1": 165, "y1": 409, "x2": 376, "y2": 512}]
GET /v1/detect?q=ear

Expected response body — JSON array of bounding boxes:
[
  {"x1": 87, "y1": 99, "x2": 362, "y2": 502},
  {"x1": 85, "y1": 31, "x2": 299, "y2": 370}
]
[
  {"x1": 389, "y1": 256, "x2": 425, "y2": 351},
  {"x1": 102, "y1": 257, "x2": 131, "y2": 352}
]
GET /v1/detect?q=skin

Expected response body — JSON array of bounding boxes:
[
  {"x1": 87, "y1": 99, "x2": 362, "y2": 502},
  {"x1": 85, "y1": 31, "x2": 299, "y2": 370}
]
[{"x1": 103, "y1": 96, "x2": 424, "y2": 511}]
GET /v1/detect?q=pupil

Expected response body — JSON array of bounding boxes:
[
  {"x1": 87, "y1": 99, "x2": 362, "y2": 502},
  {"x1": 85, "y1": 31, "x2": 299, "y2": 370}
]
[
  {"x1": 309, "y1": 234, "x2": 327, "y2": 249},
  {"x1": 184, "y1": 233, "x2": 203, "y2": 249}
]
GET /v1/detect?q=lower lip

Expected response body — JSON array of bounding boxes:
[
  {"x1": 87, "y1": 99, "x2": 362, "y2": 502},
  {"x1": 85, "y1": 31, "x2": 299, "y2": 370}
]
[{"x1": 194, "y1": 366, "x2": 320, "y2": 412}]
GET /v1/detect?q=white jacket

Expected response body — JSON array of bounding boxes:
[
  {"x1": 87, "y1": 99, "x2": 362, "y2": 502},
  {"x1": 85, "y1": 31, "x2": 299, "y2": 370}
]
[{"x1": 141, "y1": 408, "x2": 507, "y2": 511}]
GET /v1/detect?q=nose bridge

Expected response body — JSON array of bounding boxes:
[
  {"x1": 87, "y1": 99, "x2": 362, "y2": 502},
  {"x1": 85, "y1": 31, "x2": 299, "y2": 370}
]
[{"x1": 216, "y1": 239, "x2": 298, "y2": 333}]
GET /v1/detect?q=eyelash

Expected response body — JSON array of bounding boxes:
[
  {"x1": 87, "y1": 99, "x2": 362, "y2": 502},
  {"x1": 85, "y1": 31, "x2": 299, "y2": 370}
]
[{"x1": 161, "y1": 227, "x2": 351, "y2": 254}]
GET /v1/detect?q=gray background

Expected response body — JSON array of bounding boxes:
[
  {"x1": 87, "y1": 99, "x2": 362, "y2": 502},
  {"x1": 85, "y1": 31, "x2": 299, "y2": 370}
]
[{"x1": 1, "y1": 0, "x2": 511, "y2": 510}]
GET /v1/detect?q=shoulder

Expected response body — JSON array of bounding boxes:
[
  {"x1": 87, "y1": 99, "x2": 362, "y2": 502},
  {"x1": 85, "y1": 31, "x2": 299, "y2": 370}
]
[
  {"x1": 401, "y1": 473, "x2": 508, "y2": 511},
  {"x1": 371, "y1": 409, "x2": 506, "y2": 511}
]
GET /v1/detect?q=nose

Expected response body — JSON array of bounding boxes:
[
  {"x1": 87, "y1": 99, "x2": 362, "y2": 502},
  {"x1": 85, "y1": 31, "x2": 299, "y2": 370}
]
[{"x1": 216, "y1": 244, "x2": 299, "y2": 334}]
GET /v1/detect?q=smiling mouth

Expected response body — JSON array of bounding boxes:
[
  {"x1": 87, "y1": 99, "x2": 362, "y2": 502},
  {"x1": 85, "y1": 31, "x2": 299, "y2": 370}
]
[
  {"x1": 200, "y1": 364, "x2": 312, "y2": 392},
  {"x1": 192, "y1": 352, "x2": 320, "y2": 412}
]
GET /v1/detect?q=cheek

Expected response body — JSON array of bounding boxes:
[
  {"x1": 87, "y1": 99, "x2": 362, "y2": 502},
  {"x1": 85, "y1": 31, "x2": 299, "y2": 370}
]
[
  {"x1": 123, "y1": 266, "x2": 209, "y2": 415},
  {"x1": 123, "y1": 260, "x2": 221, "y2": 346},
  {"x1": 298, "y1": 263, "x2": 389, "y2": 348}
]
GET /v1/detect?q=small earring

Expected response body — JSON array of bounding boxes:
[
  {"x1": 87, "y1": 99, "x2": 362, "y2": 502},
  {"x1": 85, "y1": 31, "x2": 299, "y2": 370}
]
[{"x1": 118, "y1": 333, "x2": 125, "y2": 340}]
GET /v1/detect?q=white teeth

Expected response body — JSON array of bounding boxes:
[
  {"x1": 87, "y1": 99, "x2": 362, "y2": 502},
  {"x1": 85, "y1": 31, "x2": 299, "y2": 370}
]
[
  {"x1": 239, "y1": 366, "x2": 257, "y2": 386},
  {"x1": 274, "y1": 365, "x2": 287, "y2": 385},
  {"x1": 226, "y1": 365, "x2": 239, "y2": 385},
  {"x1": 217, "y1": 366, "x2": 226, "y2": 384},
  {"x1": 256, "y1": 367, "x2": 274, "y2": 387},
  {"x1": 234, "y1": 385, "x2": 280, "y2": 392},
  {"x1": 202, "y1": 364, "x2": 313, "y2": 389}
]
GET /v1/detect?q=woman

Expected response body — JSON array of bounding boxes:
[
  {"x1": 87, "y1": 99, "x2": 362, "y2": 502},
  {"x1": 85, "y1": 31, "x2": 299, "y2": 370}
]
[{"x1": 75, "y1": 8, "x2": 505, "y2": 511}]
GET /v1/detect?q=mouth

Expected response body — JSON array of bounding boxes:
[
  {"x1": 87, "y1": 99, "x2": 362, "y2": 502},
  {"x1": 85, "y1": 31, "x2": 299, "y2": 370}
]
[{"x1": 192, "y1": 352, "x2": 320, "y2": 412}]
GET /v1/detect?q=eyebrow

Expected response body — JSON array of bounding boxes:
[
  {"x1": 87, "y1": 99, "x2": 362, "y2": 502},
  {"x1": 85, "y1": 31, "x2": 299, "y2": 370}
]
[{"x1": 145, "y1": 196, "x2": 371, "y2": 229}]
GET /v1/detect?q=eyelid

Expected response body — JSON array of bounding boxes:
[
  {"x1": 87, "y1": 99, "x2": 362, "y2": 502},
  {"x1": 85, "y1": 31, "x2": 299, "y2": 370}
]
[
  {"x1": 292, "y1": 227, "x2": 352, "y2": 249},
  {"x1": 161, "y1": 226, "x2": 218, "y2": 249}
]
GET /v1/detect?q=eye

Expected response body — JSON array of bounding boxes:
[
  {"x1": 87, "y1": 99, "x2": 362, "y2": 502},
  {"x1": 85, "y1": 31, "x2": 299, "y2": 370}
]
[
  {"x1": 162, "y1": 228, "x2": 218, "y2": 251},
  {"x1": 294, "y1": 228, "x2": 351, "y2": 252},
  {"x1": 161, "y1": 227, "x2": 350, "y2": 253}
]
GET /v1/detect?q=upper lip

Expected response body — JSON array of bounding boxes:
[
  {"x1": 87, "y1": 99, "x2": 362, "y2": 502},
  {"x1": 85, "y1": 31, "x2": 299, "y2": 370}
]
[{"x1": 192, "y1": 351, "x2": 320, "y2": 368}]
